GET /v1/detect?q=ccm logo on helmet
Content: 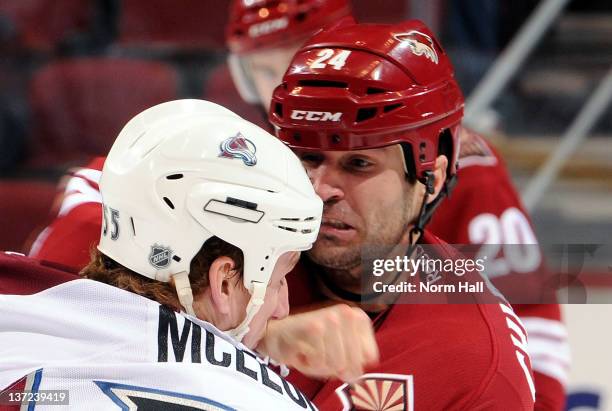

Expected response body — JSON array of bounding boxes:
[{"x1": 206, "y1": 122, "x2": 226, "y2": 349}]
[
  {"x1": 291, "y1": 110, "x2": 342, "y2": 122},
  {"x1": 248, "y1": 17, "x2": 289, "y2": 38}
]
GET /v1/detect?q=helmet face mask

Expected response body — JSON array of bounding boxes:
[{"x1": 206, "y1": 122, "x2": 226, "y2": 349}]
[{"x1": 98, "y1": 99, "x2": 323, "y2": 341}]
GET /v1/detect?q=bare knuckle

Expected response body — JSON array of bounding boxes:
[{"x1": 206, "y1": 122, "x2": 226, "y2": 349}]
[{"x1": 308, "y1": 320, "x2": 326, "y2": 336}]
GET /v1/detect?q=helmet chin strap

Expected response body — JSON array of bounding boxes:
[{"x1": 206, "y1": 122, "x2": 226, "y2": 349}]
[
  {"x1": 173, "y1": 271, "x2": 196, "y2": 316},
  {"x1": 174, "y1": 270, "x2": 267, "y2": 343},
  {"x1": 228, "y1": 281, "x2": 267, "y2": 342}
]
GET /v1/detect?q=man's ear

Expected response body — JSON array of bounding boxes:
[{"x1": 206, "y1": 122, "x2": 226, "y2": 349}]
[
  {"x1": 426, "y1": 154, "x2": 448, "y2": 205},
  {"x1": 208, "y1": 256, "x2": 238, "y2": 315}
]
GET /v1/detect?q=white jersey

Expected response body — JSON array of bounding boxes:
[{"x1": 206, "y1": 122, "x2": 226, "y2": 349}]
[{"x1": 0, "y1": 279, "x2": 317, "y2": 411}]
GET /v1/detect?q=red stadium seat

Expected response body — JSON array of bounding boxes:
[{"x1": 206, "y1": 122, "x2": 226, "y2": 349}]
[
  {"x1": 0, "y1": 0, "x2": 94, "y2": 51},
  {"x1": 27, "y1": 58, "x2": 179, "y2": 168},
  {"x1": 352, "y1": 0, "x2": 409, "y2": 23},
  {"x1": 118, "y1": 0, "x2": 230, "y2": 51},
  {"x1": 0, "y1": 179, "x2": 57, "y2": 253},
  {"x1": 202, "y1": 63, "x2": 268, "y2": 130}
]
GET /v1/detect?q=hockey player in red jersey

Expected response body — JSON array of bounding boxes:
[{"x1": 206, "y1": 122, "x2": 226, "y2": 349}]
[{"x1": 265, "y1": 18, "x2": 536, "y2": 409}]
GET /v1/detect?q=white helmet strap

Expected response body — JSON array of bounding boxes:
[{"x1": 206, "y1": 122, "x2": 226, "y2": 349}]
[
  {"x1": 173, "y1": 271, "x2": 196, "y2": 316},
  {"x1": 228, "y1": 281, "x2": 267, "y2": 342},
  {"x1": 173, "y1": 272, "x2": 266, "y2": 343}
]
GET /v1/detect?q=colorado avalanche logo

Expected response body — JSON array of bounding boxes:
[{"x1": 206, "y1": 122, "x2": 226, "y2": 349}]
[
  {"x1": 335, "y1": 373, "x2": 414, "y2": 411},
  {"x1": 393, "y1": 31, "x2": 439, "y2": 64},
  {"x1": 219, "y1": 133, "x2": 257, "y2": 166}
]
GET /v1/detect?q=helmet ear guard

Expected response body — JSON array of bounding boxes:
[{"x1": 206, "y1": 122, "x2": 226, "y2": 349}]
[
  {"x1": 227, "y1": 54, "x2": 260, "y2": 104},
  {"x1": 405, "y1": 126, "x2": 460, "y2": 229}
]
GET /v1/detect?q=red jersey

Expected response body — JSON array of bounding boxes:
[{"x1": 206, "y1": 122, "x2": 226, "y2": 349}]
[
  {"x1": 287, "y1": 231, "x2": 536, "y2": 410},
  {"x1": 28, "y1": 157, "x2": 105, "y2": 269}
]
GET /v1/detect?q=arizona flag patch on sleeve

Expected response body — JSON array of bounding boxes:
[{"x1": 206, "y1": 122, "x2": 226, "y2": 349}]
[{"x1": 335, "y1": 373, "x2": 414, "y2": 411}]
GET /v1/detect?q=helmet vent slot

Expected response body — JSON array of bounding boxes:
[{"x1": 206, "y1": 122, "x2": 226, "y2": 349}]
[
  {"x1": 163, "y1": 197, "x2": 175, "y2": 210},
  {"x1": 275, "y1": 103, "x2": 283, "y2": 117},
  {"x1": 130, "y1": 217, "x2": 136, "y2": 236},
  {"x1": 366, "y1": 87, "x2": 387, "y2": 95},
  {"x1": 204, "y1": 199, "x2": 264, "y2": 223},
  {"x1": 166, "y1": 174, "x2": 183, "y2": 180},
  {"x1": 275, "y1": 215, "x2": 318, "y2": 234},
  {"x1": 227, "y1": 197, "x2": 258, "y2": 210},
  {"x1": 295, "y1": 11, "x2": 307, "y2": 23},
  {"x1": 383, "y1": 103, "x2": 402, "y2": 113},
  {"x1": 298, "y1": 79, "x2": 347, "y2": 89},
  {"x1": 356, "y1": 107, "x2": 377, "y2": 122}
]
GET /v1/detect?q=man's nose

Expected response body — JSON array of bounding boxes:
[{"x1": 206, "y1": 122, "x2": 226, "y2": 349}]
[{"x1": 308, "y1": 165, "x2": 344, "y2": 203}]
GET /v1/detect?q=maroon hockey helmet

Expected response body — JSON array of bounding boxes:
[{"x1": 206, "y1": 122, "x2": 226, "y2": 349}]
[
  {"x1": 226, "y1": 0, "x2": 351, "y2": 54},
  {"x1": 269, "y1": 18, "x2": 464, "y2": 183}
]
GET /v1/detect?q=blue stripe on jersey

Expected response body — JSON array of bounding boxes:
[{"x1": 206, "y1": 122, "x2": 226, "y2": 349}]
[
  {"x1": 27, "y1": 368, "x2": 43, "y2": 411},
  {"x1": 94, "y1": 380, "x2": 237, "y2": 411}
]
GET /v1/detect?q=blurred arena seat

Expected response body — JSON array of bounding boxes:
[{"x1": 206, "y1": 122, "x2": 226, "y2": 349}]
[
  {"x1": 117, "y1": 0, "x2": 229, "y2": 51},
  {"x1": 351, "y1": 0, "x2": 409, "y2": 23},
  {"x1": 0, "y1": 179, "x2": 56, "y2": 253},
  {"x1": 27, "y1": 58, "x2": 179, "y2": 168},
  {"x1": 0, "y1": 0, "x2": 95, "y2": 52},
  {"x1": 202, "y1": 63, "x2": 267, "y2": 129}
]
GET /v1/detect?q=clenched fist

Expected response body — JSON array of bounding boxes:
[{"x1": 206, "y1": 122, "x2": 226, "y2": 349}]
[{"x1": 259, "y1": 304, "x2": 379, "y2": 382}]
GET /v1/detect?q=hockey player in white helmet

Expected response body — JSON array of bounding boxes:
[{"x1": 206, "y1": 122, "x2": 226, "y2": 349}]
[{"x1": 0, "y1": 99, "x2": 323, "y2": 410}]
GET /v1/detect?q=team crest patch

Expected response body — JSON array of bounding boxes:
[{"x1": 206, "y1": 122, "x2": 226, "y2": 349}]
[
  {"x1": 149, "y1": 244, "x2": 172, "y2": 269},
  {"x1": 335, "y1": 373, "x2": 414, "y2": 411},
  {"x1": 393, "y1": 31, "x2": 439, "y2": 64},
  {"x1": 219, "y1": 133, "x2": 257, "y2": 166}
]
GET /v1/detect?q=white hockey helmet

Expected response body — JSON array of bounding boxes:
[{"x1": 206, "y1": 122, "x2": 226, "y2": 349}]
[{"x1": 98, "y1": 99, "x2": 322, "y2": 340}]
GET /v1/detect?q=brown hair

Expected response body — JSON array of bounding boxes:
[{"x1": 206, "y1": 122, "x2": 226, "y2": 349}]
[{"x1": 81, "y1": 236, "x2": 244, "y2": 312}]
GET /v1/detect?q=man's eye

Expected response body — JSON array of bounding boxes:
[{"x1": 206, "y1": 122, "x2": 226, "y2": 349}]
[
  {"x1": 348, "y1": 158, "x2": 373, "y2": 169},
  {"x1": 300, "y1": 153, "x2": 323, "y2": 164}
]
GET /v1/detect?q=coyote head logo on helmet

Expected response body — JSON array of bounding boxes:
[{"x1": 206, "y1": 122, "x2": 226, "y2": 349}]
[{"x1": 393, "y1": 30, "x2": 439, "y2": 64}]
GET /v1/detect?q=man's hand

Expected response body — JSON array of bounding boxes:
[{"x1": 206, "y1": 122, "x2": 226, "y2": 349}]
[{"x1": 259, "y1": 304, "x2": 379, "y2": 382}]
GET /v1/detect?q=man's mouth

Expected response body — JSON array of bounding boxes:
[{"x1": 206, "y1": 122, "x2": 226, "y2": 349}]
[
  {"x1": 318, "y1": 218, "x2": 358, "y2": 242},
  {"x1": 322, "y1": 218, "x2": 353, "y2": 230}
]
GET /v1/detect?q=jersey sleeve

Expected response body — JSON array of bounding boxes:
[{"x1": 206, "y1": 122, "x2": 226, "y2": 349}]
[{"x1": 28, "y1": 157, "x2": 105, "y2": 270}]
